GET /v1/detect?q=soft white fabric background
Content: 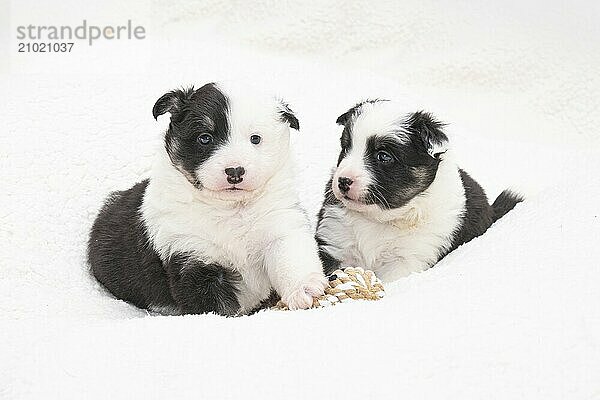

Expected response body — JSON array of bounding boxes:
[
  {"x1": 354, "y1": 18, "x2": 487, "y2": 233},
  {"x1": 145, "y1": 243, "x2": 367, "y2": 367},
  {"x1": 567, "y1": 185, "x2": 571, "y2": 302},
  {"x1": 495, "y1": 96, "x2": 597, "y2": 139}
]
[{"x1": 1, "y1": 1, "x2": 599, "y2": 399}]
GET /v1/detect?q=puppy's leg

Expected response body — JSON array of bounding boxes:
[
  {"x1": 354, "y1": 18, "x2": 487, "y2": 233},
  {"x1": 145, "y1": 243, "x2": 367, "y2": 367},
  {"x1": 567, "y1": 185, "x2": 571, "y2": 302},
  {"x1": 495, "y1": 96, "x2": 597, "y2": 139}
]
[
  {"x1": 265, "y1": 233, "x2": 328, "y2": 310},
  {"x1": 166, "y1": 253, "x2": 241, "y2": 316}
]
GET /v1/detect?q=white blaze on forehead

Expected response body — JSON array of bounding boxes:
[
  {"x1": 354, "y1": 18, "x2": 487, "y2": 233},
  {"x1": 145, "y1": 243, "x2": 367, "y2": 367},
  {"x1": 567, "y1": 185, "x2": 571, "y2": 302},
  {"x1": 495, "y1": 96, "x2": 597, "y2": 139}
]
[
  {"x1": 350, "y1": 101, "x2": 449, "y2": 156},
  {"x1": 223, "y1": 85, "x2": 290, "y2": 169},
  {"x1": 215, "y1": 82, "x2": 285, "y2": 141},
  {"x1": 351, "y1": 101, "x2": 410, "y2": 145}
]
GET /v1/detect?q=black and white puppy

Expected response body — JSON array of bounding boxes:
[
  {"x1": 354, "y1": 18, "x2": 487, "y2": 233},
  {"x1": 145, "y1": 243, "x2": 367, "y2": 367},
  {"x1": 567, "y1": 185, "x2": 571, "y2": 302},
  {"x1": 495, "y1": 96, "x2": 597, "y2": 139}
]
[
  {"x1": 88, "y1": 83, "x2": 328, "y2": 316},
  {"x1": 316, "y1": 100, "x2": 523, "y2": 282}
]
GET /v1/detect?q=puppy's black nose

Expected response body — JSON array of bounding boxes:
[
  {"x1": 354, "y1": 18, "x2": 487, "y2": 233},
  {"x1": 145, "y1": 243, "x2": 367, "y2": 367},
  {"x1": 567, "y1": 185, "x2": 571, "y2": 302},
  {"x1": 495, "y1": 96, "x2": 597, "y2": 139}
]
[
  {"x1": 225, "y1": 166, "x2": 245, "y2": 184},
  {"x1": 338, "y1": 176, "x2": 353, "y2": 194}
]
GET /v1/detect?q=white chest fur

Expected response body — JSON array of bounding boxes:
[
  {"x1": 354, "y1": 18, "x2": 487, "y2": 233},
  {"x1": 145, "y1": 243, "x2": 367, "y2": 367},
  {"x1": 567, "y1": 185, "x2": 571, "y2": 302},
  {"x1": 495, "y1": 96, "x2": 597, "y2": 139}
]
[
  {"x1": 318, "y1": 159, "x2": 466, "y2": 282},
  {"x1": 140, "y1": 154, "x2": 312, "y2": 313}
]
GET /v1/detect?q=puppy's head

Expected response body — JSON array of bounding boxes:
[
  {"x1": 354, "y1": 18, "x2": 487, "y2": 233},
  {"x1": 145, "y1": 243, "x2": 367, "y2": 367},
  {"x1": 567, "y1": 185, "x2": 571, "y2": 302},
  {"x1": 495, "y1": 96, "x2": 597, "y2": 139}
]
[
  {"x1": 331, "y1": 100, "x2": 448, "y2": 212},
  {"x1": 153, "y1": 83, "x2": 299, "y2": 201}
]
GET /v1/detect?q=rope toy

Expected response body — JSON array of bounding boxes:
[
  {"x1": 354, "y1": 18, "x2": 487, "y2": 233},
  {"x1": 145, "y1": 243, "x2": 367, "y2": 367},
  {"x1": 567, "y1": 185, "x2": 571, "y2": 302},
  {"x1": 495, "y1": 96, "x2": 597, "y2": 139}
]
[{"x1": 273, "y1": 267, "x2": 385, "y2": 310}]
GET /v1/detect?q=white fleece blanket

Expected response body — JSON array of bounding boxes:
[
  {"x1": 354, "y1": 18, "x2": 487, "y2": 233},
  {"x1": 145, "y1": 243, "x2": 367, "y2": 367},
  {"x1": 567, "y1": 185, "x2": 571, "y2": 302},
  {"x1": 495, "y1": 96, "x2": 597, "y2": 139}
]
[{"x1": 1, "y1": 1, "x2": 599, "y2": 398}]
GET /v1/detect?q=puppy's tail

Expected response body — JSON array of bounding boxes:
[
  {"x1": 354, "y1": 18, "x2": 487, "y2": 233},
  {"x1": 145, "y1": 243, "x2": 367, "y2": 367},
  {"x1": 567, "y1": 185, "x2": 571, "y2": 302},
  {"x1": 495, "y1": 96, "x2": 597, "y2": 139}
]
[{"x1": 492, "y1": 190, "x2": 524, "y2": 222}]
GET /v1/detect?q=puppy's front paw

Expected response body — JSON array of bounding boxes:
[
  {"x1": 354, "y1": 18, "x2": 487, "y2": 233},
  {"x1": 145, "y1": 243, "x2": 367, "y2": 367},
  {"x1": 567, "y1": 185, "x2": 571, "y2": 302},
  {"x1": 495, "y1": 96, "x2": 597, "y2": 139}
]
[{"x1": 282, "y1": 272, "x2": 328, "y2": 310}]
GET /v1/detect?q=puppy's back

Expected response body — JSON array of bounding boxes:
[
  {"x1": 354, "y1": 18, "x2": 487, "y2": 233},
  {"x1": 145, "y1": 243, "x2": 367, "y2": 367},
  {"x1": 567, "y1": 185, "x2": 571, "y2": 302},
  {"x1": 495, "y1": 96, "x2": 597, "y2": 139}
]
[{"x1": 88, "y1": 180, "x2": 174, "y2": 311}]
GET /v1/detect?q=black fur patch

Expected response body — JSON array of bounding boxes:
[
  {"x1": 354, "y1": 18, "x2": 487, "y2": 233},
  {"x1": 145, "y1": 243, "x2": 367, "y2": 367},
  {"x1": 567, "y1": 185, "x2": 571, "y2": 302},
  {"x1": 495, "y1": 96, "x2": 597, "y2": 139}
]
[
  {"x1": 404, "y1": 111, "x2": 448, "y2": 155},
  {"x1": 337, "y1": 123, "x2": 353, "y2": 166},
  {"x1": 316, "y1": 234, "x2": 342, "y2": 275},
  {"x1": 88, "y1": 180, "x2": 242, "y2": 316},
  {"x1": 448, "y1": 170, "x2": 495, "y2": 253},
  {"x1": 152, "y1": 89, "x2": 191, "y2": 120},
  {"x1": 445, "y1": 171, "x2": 523, "y2": 258},
  {"x1": 363, "y1": 133, "x2": 439, "y2": 209},
  {"x1": 88, "y1": 180, "x2": 175, "y2": 311},
  {"x1": 315, "y1": 177, "x2": 343, "y2": 274},
  {"x1": 153, "y1": 84, "x2": 230, "y2": 188},
  {"x1": 166, "y1": 254, "x2": 241, "y2": 316},
  {"x1": 492, "y1": 190, "x2": 524, "y2": 221}
]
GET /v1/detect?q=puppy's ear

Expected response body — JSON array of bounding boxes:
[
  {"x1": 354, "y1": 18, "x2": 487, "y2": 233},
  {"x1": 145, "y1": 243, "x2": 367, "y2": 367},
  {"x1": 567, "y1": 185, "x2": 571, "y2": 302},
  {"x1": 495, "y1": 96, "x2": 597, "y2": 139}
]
[
  {"x1": 336, "y1": 102, "x2": 366, "y2": 126},
  {"x1": 406, "y1": 111, "x2": 448, "y2": 157},
  {"x1": 336, "y1": 107, "x2": 357, "y2": 126},
  {"x1": 278, "y1": 100, "x2": 300, "y2": 130},
  {"x1": 152, "y1": 87, "x2": 194, "y2": 120},
  {"x1": 336, "y1": 99, "x2": 389, "y2": 126}
]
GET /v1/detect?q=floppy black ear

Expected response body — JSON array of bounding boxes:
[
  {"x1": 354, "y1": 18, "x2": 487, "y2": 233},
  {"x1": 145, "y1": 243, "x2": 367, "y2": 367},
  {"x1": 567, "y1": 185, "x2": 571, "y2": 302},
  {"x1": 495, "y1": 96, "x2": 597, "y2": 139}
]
[
  {"x1": 406, "y1": 111, "x2": 448, "y2": 157},
  {"x1": 336, "y1": 107, "x2": 357, "y2": 126},
  {"x1": 278, "y1": 101, "x2": 300, "y2": 130},
  {"x1": 152, "y1": 87, "x2": 194, "y2": 120},
  {"x1": 336, "y1": 102, "x2": 365, "y2": 126}
]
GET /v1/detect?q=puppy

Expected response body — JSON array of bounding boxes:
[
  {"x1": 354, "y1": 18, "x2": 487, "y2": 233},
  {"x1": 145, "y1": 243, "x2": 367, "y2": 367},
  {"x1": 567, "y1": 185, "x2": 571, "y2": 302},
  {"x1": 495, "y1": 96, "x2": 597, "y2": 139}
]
[
  {"x1": 88, "y1": 83, "x2": 327, "y2": 316},
  {"x1": 316, "y1": 100, "x2": 523, "y2": 282}
]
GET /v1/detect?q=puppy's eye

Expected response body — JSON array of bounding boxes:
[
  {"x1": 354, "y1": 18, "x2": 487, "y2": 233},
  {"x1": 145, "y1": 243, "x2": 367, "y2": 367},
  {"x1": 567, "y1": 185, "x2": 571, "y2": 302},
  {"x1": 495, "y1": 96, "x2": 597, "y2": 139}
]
[
  {"x1": 250, "y1": 134, "x2": 262, "y2": 145},
  {"x1": 376, "y1": 150, "x2": 394, "y2": 163},
  {"x1": 197, "y1": 134, "x2": 213, "y2": 145}
]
